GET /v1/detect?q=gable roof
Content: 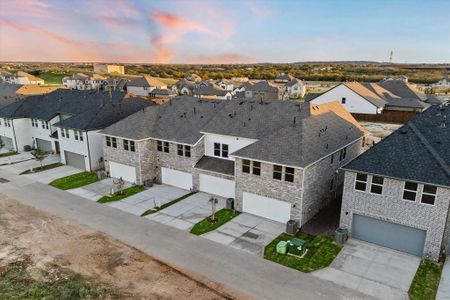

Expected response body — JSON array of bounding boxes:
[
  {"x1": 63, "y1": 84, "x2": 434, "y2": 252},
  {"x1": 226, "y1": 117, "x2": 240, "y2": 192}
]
[
  {"x1": 285, "y1": 78, "x2": 302, "y2": 87},
  {"x1": 129, "y1": 75, "x2": 166, "y2": 88},
  {"x1": 246, "y1": 81, "x2": 279, "y2": 93},
  {"x1": 343, "y1": 105, "x2": 450, "y2": 187},
  {"x1": 192, "y1": 84, "x2": 229, "y2": 97},
  {"x1": 343, "y1": 82, "x2": 387, "y2": 108},
  {"x1": 379, "y1": 80, "x2": 427, "y2": 101}
]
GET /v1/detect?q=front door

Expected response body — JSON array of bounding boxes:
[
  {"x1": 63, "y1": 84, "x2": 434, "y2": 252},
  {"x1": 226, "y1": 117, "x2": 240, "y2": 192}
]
[{"x1": 54, "y1": 141, "x2": 60, "y2": 154}]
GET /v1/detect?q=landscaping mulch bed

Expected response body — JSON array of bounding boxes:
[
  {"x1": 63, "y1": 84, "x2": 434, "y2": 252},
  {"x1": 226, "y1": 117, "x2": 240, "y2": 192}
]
[{"x1": 97, "y1": 186, "x2": 145, "y2": 203}]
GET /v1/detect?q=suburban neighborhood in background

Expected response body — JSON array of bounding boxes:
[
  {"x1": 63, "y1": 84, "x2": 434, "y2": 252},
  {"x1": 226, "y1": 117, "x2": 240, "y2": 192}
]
[{"x1": 1, "y1": 0, "x2": 450, "y2": 299}]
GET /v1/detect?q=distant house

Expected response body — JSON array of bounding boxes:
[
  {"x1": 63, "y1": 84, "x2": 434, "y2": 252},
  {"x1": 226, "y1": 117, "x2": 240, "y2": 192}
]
[
  {"x1": 231, "y1": 77, "x2": 249, "y2": 82},
  {"x1": 102, "y1": 78, "x2": 129, "y2": 92},
  {"x1": 172, "y1": 79, "x2": 195, "y2": 95},
  {"x1": 431, "y1": 74, "x2": 450, "y2": 88},
  {"x1": 149, "y1": 88, "x2": 177, "y2": 99},
  {"x1": 3, "y1": 71, "x2": 44, "y2": 85},
  {"x1": 340, "y1": 105, "x2": 450, "y2": 261},
  {"x1": 185, "y1": 73, "x2": 202, "y2": 82},
  {"x1": 62, "y1": 73, "x2": 106, "y2": 90},
  {"x1": 216, "y1": 79, "x2": 235, "y2": 91},
  {"x1": 284, "y1": 79, "x2": 306, "y2": 99},
  {"x1": 275, "y1": 73, "x2": 293, "y2": 83},
  {"x1": 127, "y1": 76, "x2": 167, "y2": 96},
  {"x1": 93, "y1": 64, "x2": 125, "y2": 75},
  {"x1": 192, "y1": 84, "x2": 232, "y2": 100},
  {"x1": 244, "y1": 81, "x2": 282, "y2": 101}
]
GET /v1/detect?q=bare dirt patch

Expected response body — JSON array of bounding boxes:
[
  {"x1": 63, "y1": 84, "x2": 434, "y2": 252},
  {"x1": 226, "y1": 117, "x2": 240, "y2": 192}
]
[{"x1": 0, "y1": 195, "x2": 248, "y2": 299}]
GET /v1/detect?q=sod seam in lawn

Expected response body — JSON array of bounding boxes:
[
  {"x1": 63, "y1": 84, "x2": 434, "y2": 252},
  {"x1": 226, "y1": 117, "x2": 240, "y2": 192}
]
[
  {"x1": 20, "y1": 163, "x2": 64, "y2": 175},
  {"x1": 264, "y1": 232, "x2": 341, "y2": 273},
  {"x1": 408, "y1": 259, "x2": 443, "y2": 300},
  {"x1": 49, "y1": 172, "x2": 99, "y2": 190},
  {"x1": 97, "y1": 185, "x2": 145, "y2": 203},
  {"x1": 141, "y1": 192, "x2": 196, "y2": 216},
  {"x1": 190, "y1": 208, "x2": 241, "y2": 235}
]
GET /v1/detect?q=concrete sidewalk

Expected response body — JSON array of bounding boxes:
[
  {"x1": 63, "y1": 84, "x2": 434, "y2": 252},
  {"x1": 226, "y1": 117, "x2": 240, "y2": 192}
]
[
  {"x1": 437, "y1": 259, "x2": 450, "y2": 300},
  {"x1": 0, "y1": 169, "x2": 374, "y2": 300}
]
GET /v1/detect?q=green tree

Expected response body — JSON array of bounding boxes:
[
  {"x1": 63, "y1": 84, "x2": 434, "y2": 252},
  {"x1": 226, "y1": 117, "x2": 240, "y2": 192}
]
[{"x1": 30, "y1": 148, "x2": 48, "y2": 170}]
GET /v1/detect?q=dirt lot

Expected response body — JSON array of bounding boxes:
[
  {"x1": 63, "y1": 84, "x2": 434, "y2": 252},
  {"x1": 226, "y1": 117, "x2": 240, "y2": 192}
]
[
  {"x1": 360, "y1": 121, "x2": 402, "y2": 143},
  {"x1": 0, "y1": 194, "x2": 247, "y2": 299}
]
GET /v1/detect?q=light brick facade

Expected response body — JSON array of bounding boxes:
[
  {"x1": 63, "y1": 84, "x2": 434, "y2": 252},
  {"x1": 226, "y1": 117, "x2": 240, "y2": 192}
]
[{"x1": 340, "y1": 171, "x2": 450, "y2": 261}]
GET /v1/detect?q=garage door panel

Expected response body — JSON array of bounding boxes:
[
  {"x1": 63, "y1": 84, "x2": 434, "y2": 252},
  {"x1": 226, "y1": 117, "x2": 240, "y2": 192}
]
[
  {"x1": 243, "y1": 192, "x2": 291, "y2": 223},
  {"x1": 0, "y1": 136, "x2": 14, "y2": 151},
  {"x1": 109, "y1": 162, "x2": 136, "y2": 183},
  {"x1": 161, "y1": 167, "x2": 192, "y2": 190},
  {"x1": 36, "y1": 138, "x2": 52, "y2": 152},
  {"x1": 64, "y1": 151, "x2": 86, "y2": 170},
  {"x1": 199, "y1": 174, "x2": 235, "y2": 198},
  {"x1": 352, "y1": 214, "x2": 426, "y2": 257}
]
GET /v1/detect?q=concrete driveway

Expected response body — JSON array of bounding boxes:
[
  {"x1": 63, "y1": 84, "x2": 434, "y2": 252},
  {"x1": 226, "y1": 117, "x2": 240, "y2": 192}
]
[
  {"x1": 146, "y1": 192, "x2": 226, "y2": 231},
  {"x1": 68, "y1": 178, "x2": 133, "y2": 201},
  {"x1": 24, "y1": 165, "x2": 81, "y2": 184},
  {"x1": 1, "y1": 154, "x2": 60, "y2": 174},
  {"x1": 313, "y1": 239, "x2": 421, "y2": 300},
  {"x1": 202, "y1": 213, "x2": 284, "y2": 257},
  {"x1": 0, "y1": 152, "x2": 34, "y2": 165},
  {"x1": 106, "y1": 184, "x2": 187, "y2": 216}
]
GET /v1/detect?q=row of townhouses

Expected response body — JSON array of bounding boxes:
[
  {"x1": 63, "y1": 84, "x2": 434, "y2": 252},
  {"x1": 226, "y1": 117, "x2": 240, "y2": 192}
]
[
  {"x1": 0, "y1": 90, "x2": 153, "y2": 171},
  {"x1": 0, "y1": 70, "x2": 44, "y2": 85},
  {"x1": 100, "y1": 96, "x2": 366, "y2": 225}
]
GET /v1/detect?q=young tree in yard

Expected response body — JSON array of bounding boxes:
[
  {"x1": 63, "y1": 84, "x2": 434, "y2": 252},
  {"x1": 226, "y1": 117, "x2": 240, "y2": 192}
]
[
  {"x1": 113, "y1": 177, "x2": 125, "y2": 195},
  {"x1": 30, "y1": 148, "x2": 48, "y2": 170},
  {"x1": 209, "y1": 196, "x2": 219, "y2": 222}
]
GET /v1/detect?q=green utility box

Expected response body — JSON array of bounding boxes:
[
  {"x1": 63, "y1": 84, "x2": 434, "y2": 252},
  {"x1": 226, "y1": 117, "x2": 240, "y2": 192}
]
[
  {"x1": 276, "y1": 241, "x2": 288, "y2": 254},
  {"x1": 288, "y1": 238, "x2": 306, "y2": 256}
]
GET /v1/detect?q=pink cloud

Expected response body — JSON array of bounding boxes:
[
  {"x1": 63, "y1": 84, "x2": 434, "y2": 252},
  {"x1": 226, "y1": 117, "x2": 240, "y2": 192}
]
[
  {"x1": 0, "y1": 0, "x2": 56, "y2": 18},
  {"x1": 151, "y1": 10, "x2": 209, "y2": 32}
]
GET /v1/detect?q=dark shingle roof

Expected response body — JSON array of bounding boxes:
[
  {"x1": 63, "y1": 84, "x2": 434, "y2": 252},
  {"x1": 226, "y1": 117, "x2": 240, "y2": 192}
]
[
  {"x1": 246, "y1": 81, "x2": 279, "y2": 93},
  {"x1": 0, "y1": 89, "x2": 153, "y2": 130},
  {"x1": 379, "y1": 80, "x2": 428, "y2": 101},
  {"x1": 344, "y1": 105, "x2": 450, "y2": 187},
  {"x1": 195, "y1": 156, "x2": 235, "y2": 176},
  {"x1": 192, "y1": 85, "x2": 228, "y2": 97}
]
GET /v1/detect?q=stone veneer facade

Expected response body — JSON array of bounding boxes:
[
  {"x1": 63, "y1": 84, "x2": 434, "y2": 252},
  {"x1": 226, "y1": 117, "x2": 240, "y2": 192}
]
[{"x1": 340, "y1": 171, "x2": 450, "y2": 261}]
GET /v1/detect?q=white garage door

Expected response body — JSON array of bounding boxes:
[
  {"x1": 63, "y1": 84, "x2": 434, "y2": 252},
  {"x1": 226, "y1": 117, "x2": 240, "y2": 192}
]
[
  {"x1": 64, "y1": 151, "x2": 86, "y2": 170},
  {"x1": 161, "y1": 167, "x2": 192, "y2": 190},
  {"x1": 243, "y1": 192, "x2": 291, "y2": 223},
  {"x1": 109, "y1": 161, "x2": 136, "y2": 183},
  {"x1": 199, "y1": 174, "x2": 235, "y2": 198}
]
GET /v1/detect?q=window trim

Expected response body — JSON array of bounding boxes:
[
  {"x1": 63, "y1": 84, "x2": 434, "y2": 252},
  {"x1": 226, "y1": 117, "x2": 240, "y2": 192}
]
[
  {"x1": 111, "y1": 137, "x2": 117, "y2": 148},
  {"x1": 106, "y1": 136, "x2": 111, "y2": 147},
  {"x1": 354, "y1": 173, "x2": 368, "y2": 192},
  {"x1": 420, "y1": 185, "x2": 437, "y2": 206},
  {"x1": 402, "y1": 181, "x2": 418, "y2": 202},
  {"x1": 369, "y1": 176, "x2": 384, "y2": 195},
  {"x1": 242, "y1": 159, "x2": 251, "y2": 173}
]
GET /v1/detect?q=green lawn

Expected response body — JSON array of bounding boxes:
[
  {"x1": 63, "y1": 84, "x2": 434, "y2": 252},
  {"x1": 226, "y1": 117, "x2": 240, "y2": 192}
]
[
  {"x1": 409, "y1": 260, "x2": 443, "y2": 300},
  {"x1": 0, "y1": 151, "x2": 17, "y2": 158},
  {"x1": 264, "y1": 232, "x2": 341, "y2": 273},
  {"x1": 190, "y1": 209, "x2": 241, "y2": 235},
  {"x1": 141, "y1": 192, "x2": 196, "y2": 216},
  {"x1": 97, "y1": 185, "x2": 145, "y2": 203},
  {"x1": 20, "y1": 162, "x2": 63, "y2": 175},
  {"x1": 49, "y1": 172, "x2": 99, "y2": 190},
  {"x1": 0, "y1": 262, "x2": 117, "y2": 299},
  {"x1": 38, "y1": 71, "x2": 69, "y2": 85}
]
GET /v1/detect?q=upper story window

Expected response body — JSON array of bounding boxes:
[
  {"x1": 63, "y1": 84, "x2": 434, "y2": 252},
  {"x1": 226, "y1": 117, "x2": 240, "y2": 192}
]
[
  {"x1": 214, "y1": 143, "x2": 229, "y2": 158},
  {"x1": 273, "y1": 165, "x2": 295, "y2": 183},
  {"x1": 177, "y1": 144, "x2": 191, "y2": 157},
  {"x1": 370, "y1": 176, "x2": 384, "y2": 195},
  {"x1": 341, "y1": 97, "x2": 346, "y2": 104},
  {"x1": 403, "y1": 182, "x2": 418, "y2": 201},
  {"x1": 111, "y1": 137, "x2": 117, "y2": 148},
  {"x1": 4, "y1": 118, "x2": 11, "y2": 127},
  {"x1": 157, "y1": 140, "x2": 169, "y2": 153},
  {"x1": 123, "y1": 139, "x2": 135, "y2": 152},
  {"x1": 242, "y1": 160, "x2": 261, "y2": 176},
  {"x1": 31, "y1": 118, "x2": 38, "y2": 127},
  {"x1": 355, "y1": 173, "x2": 368, "y2": 191},
  {"x1": 421, "y1": 185, "x2": 437, "y2": 205},
  {"x1": 41, "y1": 120, "x2": 49, "y2": 129},
  {"x1": 74, "y1": 130, "x2": 83, "y2": 141},
  {"x1": 61, "y1": 128, "x2": 70, "y2": 138}
]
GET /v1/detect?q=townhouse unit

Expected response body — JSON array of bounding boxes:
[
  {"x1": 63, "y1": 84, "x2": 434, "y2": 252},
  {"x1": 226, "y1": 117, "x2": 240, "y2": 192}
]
[
  {"x1": 310, "y1": 82, "x2": 430, "y2": 115},
  {"x1": 100, "y1": 96, "x2": 366, "y2": 225},
  {"x1": 339, "y1": 105, "x2": 450, "y2": 260},
  {"x1": 127, "y1": 76, "x2": 167, "y2": 96},
  {"x1": 192, "y1": 84, "x2": 232, "y2": 100},
  {"x1": 1, "y1": 71, "x2": 44, "y2": 85},
  {"x1": 62, "y1": 73, "x2": 106, "y2": 90},
  {"x1": 0, "y1": 90, "x2": 153, "y2": 171},
  {"x1": 284, "y1": 78, "x2": 306, "y2": 99},
  {"x1": 243, "y1": 81, "x2": 282, "y2": 101}
]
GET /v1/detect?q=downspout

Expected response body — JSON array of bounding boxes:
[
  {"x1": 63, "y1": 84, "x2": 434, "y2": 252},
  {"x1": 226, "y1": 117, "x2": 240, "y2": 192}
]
[
  {"x1": 86, "y1": 131, "x2": 92, "y2": 172},
  {"x1": 11, "y1": 119, "x2": 19, "y2": 152}
]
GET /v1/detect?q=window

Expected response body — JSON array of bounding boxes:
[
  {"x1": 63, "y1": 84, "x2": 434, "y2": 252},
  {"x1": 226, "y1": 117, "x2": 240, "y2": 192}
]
[
  {"x1": 252, "y1": 161, "x2": 261, "y2": 176},
  {"x1": 214, "y1": 143, "x2": 220, "y2": 156},
  {"x1": 124, "y1": 139, "x2": 129, "y2": 151},
  {"x1": 273, "y1": 165, "x2": 282, "y2": 180},
  {"x1": 242, "y1": 159, "x2": 251, "y2": 173},
  {"x1": 156, "y1": 140, "x2": 169, "y2": 152},
  {"x1": 184, "y1": 145, "x2": 190, "y2": 157},
  {"x1": 79, "y1": 131, "x2": 83, "y2": 141},
  {"x1": 62, "y1": 128, "x2": 69, "y2": 138},
  {"x1": 421, "y1": 185, "x2": 437, "y2": 205},
  {"x1": 130, "y1": 141, "x2": 135, "y2": 152},
  {"x1": 74, "y1": 130, "x2": 79, "y2": 140},
  {"x1": 177, "y1": 144, "x2": 183, "y2": 156},
  {"x1": 163, "y1": 141, "x2": 169, "y2": 152},
  {"x1": 370, "y1": 176, "x2": 384, "y2": 195},
  {"x1": 106, "y1": 136, "x2": 111, "y2": 147},
  {"x1": 41, "y1": 120, "x2": 45, "y2": 129},
  {"x1": 213, "y1": 143, "x2": 229, "y2": 158},
  {"x1": 355, "y1": 173, "x2": 367, "y2": 191},
  {"x1": 341, "y1": 97, "x2": 346, "y2": 104},
  {"x1": 285, "y1": 167, "x2": 295, "y2": 182},
  {"x1": 111, "y1": 137, "x2": 117, "y2": 148},
  {"x1": 403, "y1": 182, "x2": 418, "y2": 201},
  {"x1": 157, "y1": 140, "x2": 163, "y2": 151},
  {"x1": 6, "y1": 119, "x2": 11, "y2": 127}
]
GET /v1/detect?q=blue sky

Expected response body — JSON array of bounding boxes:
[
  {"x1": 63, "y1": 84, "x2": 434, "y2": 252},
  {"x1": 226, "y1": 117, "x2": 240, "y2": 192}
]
[{"x1": 0, "y1": 0, "x2": 449, "y2": 63}]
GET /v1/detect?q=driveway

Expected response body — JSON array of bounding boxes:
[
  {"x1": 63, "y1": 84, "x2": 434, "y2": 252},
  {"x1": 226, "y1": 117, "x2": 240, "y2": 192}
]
[
  {"x1": 0, "y1": 152, "x2": 34, "y2": 165},
  {"x1": 106, "y1": 184, "x2": 187, "y2": 216},
  {"x1": 437, "y1": 259, "x2": 450, "y2": 300},
  {"x1": 68, "y1": 178, "x2": 134, "y2": 201},
  {"x1": 313, "y1": 239, "x2": 421, "y2": 300},
  {"x1": 1, "y1": 154, "x2": 60, "y2": 174},
  {"x1": 146, "y1": 192, "x2": 226, "y2": 231},
  {"x1": 24, "y1": 165, "x2": 81, "y2": 184},
  {"x1": 202, "y1": 213, "x2": 284, "y2": 256}
]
